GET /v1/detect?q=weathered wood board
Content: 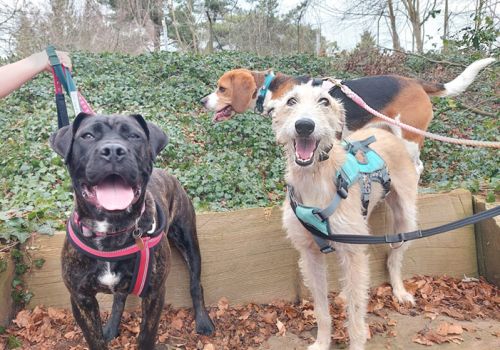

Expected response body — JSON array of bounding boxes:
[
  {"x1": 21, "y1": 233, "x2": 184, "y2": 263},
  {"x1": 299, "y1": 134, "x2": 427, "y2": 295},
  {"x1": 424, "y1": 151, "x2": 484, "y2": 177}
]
[
  {"x1": 24, "y1": 190, "x2": 476, "y2": 311},
  {"x1": 474, "y1": 198, "x2": 500, "y2": 287},
  {"x1": 0, "y1": 253, "x2": 14, "y2": 326}
]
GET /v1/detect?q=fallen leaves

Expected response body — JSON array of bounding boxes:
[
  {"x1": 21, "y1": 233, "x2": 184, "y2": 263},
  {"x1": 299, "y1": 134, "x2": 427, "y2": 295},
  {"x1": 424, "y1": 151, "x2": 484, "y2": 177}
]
[{"x1": 1, "y1": 275, "x2": 498, "y2": 349}]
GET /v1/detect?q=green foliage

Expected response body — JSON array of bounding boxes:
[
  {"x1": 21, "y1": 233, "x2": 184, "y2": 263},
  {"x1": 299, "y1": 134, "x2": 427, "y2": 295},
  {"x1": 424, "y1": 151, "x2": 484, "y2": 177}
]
[
  {"x1": 7, "y1": 335, "x2": 22, "y2": 349},
  {"x1": 9, "y1": 249, "x2": 32, "y2": 306},
  {"x1": 0, "y1": 51, "x2": 497, "y2": 244}
]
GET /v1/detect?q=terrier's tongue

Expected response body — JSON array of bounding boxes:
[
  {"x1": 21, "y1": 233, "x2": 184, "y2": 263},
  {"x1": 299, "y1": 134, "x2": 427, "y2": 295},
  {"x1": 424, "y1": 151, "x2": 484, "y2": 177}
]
[
  {"x1": 95, "y1": 177, "x2": 134, "y2": 211},
  {"x1": 295, "y1": 138, "x2": 316, "y2": 160}
]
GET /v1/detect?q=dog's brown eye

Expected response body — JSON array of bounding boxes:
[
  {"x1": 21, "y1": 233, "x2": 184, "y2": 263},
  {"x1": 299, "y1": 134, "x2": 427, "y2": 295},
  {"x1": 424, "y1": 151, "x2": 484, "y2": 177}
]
[
  {"x1": 218, "y1": 86, "x2": 226, "y2": 93},
  {"x1": 287, "y1": 97, "x2": 297, "y2": 106},
  {"x1": 81, "y1": 132, "x2": 95, "y2": 140},
  {"x1": 128, "y1": 133, "x2": 140, "y2": 140},
  {"x1": 318, "y1": 98, "x2": 330, "y2": 106}
]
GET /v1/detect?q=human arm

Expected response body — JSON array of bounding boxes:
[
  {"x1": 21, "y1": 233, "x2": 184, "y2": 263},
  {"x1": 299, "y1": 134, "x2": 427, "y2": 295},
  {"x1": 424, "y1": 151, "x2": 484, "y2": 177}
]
[{"x1": 0, "y1": 50, "x2": 72, "y2": 98}]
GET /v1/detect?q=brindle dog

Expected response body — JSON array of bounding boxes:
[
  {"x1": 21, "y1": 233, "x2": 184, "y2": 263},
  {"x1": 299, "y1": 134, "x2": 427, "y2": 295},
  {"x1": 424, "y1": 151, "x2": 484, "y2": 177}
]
[{"x1": 50, "y1": 113, "x2": 215, "y2": 349}]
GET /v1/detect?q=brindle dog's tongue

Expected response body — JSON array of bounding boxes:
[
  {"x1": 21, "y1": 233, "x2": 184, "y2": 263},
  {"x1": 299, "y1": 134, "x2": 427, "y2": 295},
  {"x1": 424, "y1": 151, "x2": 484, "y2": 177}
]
[
  {"x1": 95, "y1": 176, "x2": 134, "y2": 211},
  {"x1": 295, "y1": 138, "x2": 316, "y2": 160}
]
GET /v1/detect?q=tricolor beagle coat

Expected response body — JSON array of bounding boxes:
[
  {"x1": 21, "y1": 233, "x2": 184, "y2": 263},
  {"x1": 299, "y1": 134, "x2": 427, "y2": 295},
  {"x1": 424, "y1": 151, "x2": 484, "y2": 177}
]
[{"x1": 201, "y1": 58, "x2": 494, "y2": 148}]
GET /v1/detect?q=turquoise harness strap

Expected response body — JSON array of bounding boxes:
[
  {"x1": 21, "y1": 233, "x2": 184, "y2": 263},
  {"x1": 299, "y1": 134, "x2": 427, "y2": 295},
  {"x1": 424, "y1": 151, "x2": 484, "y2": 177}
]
[
  {"x1": 289, "y1": 136, "x2": 390, "y2": 253},
  {"x1": 255, "y1": 72, "x2": 275, "y2": 113}
]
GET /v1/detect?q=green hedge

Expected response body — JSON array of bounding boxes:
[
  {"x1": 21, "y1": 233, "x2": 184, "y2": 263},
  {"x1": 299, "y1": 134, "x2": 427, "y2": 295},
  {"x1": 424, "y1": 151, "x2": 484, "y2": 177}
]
[{"x1": 0, "y1": 51, "x2": 497, "y2": 242}]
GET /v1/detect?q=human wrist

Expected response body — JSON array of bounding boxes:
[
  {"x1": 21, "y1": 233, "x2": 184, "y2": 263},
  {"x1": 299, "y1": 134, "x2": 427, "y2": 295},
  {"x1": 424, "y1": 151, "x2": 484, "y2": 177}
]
[{"x1": 26, "y1": 51, "x2": 49, "y2": 73}]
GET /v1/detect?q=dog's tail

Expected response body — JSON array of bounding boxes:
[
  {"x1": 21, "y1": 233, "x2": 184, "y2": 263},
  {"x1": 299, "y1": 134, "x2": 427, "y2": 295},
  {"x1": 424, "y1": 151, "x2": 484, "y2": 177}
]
[{"x1": 419, "y1": 57, "x2": 495, "y2": 97}]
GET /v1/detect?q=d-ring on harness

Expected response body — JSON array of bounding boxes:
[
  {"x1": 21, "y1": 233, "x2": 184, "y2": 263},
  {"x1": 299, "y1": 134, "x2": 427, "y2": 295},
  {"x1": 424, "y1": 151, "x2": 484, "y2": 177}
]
[{"x1": 289, "y1": 136, "x2": 390, "y2": 253}]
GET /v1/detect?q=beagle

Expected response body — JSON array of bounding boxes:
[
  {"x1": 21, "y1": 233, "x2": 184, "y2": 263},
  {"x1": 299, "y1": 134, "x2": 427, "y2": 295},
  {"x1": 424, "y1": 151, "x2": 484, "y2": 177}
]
[{"x1": 201, "y1": 58, "x2": 495, "y2": 148}]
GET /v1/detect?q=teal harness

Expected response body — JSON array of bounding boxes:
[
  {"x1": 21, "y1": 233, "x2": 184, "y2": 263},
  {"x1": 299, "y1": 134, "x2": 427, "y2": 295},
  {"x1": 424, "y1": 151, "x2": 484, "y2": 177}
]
[{"x1": 288, "y1": 136, "x2": 391, "y2": 253}]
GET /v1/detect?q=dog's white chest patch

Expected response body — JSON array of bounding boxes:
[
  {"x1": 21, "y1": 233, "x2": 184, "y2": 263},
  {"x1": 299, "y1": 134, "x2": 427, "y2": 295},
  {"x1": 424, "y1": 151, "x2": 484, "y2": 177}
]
[{"x1": 99, "y1": 262, "x2": 121, "y2": 290}]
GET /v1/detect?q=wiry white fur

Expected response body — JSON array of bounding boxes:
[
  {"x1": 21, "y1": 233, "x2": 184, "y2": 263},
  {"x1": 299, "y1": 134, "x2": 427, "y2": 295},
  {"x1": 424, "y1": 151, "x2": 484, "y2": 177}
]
[
  {"x1": 442, "y1": 58, "x2": 495, "y2": 96},
  {"x1": 273, "y1": 83, "x2": 418, "y2": 350}
]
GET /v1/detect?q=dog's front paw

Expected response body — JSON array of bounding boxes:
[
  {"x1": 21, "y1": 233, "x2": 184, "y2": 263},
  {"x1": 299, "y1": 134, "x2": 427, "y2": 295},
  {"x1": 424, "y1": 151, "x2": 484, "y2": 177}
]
[
  {"x1": 393, "y1": 288, "x2": 415, "y2": 305},
  {"x1": 195, "y1": 315, "x2": 215, "y2": 335},
  {"x1": 102, "y1": 323, "x2": 120, "y2": 342},
  {"x1": 308, "y1": 340, "x2": 330, "y2": 350}
]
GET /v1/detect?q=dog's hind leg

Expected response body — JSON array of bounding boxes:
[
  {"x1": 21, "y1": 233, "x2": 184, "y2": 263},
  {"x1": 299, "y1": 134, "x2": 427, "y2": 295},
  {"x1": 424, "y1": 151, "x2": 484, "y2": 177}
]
[
  {"x1": 168, "y1": 219, "x2": 215, "y2": 335},
  {"x1": 102, "y1": 293, "x2": 127, "y2": 342},
  {"x1": 337, "y1": 245, "x2": 370, "y2": 350},
  {"x1": 385, "y1": 191, "x2": 417, "y2": 304},
  {"x1": 298, "y1": 246, "x2": 331, "y2": 350}
]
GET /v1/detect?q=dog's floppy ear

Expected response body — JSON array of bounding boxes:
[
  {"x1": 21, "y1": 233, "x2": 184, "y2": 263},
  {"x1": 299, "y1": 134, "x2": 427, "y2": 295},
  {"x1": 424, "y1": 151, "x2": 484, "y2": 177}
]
[
  {"x1": 50, "y1": 112, "x2": 91, "y2": 161},
  {"x1": 130, "y1": 114, "x2": 169, "y2": 160},
  {"x1": 231, "y1": 72, "x2": 257, "y2": 113}
]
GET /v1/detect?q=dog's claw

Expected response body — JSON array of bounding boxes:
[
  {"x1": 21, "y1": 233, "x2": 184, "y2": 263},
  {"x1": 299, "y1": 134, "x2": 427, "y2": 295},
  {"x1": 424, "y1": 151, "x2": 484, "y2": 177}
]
[
  {"x1": 393, "y1": 289, "x2": 415, "y2": 305},
  {"x1": 195, "y1": 315, "x2": 215, "y2": 335}
]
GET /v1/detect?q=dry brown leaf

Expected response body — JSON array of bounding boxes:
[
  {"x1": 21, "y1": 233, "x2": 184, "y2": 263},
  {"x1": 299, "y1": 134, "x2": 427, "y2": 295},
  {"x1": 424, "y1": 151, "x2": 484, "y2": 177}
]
[
  {"x1": 387, "y1": 319, "x2": 397, "y2": 326},
  {"x1": 203, "y1": 343, "x2": 216, "y2": 350},
  {"x1": 276, "y1": 319, "x2": 286, "y2": 336},
  {"x1": 171, "y1": 317, "x2": 184, "y2": 331},
  {"x1": 261, "y1": 311, "x2": 276, "y2": 324}
]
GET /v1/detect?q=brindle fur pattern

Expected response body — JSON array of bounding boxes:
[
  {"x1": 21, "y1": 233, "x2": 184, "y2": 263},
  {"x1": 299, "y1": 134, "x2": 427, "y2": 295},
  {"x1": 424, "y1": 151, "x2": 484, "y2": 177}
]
[{"x1": 51, "y1": 113, "x2": 214, "y2": 350}]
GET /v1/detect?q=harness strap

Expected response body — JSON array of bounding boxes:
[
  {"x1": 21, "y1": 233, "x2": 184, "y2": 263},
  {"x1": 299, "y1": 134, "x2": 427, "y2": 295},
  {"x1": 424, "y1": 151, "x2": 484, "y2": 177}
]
[
  {"x1": 288, "y1": 186, "x2": 334, "y2": 253},
  {"x1": 66, "y1": 201, "x2": 166, "y2": 296},
  {"x1": 255, "y1": 71, "x2": 275, "y2": 113},
  {"x1": 309, "y1": 205, "x2": 500, "y2": 245}
]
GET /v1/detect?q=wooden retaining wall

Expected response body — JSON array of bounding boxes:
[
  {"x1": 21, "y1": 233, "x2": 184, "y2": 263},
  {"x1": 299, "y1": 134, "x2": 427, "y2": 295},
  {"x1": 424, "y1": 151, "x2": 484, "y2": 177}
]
[
  {"x1": 24, "y1": 189, "x2": 476, "y2": 311},
  {"x1": 474, "y1": 198, "x2": 500, "y2": 287}
]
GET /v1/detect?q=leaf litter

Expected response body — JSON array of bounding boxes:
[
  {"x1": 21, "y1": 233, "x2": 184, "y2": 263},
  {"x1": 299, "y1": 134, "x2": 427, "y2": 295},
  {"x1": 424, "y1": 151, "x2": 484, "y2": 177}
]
[{"x1": 1, "y1": 275, "x2": 498, "y2": 349}]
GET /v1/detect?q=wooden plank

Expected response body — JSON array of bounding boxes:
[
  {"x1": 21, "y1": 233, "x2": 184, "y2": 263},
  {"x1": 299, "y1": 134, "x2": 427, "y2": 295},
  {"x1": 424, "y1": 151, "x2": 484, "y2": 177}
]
[
  {"x1": 0, "y1": 252, "x2": 14, "y2": 326},
  {"x1": 474, "y1": 197, "x2": 500, "y2": 287},
  {"x1": 25, "y1": 206, "x2": 299, "y2": 310},
  {"x1": 25, "y1": 191, "x2": 477, "y2": 310}
]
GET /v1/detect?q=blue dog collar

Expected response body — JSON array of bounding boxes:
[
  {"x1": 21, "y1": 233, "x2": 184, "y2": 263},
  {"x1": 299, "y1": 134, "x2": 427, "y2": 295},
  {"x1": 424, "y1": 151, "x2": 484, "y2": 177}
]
[{"x1": 255, "y1": 71, "x2": 275, "y2": 113}]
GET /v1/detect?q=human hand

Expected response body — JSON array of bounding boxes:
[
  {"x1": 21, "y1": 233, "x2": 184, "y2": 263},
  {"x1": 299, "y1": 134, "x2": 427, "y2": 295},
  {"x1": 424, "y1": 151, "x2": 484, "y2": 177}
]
[{"x1": 28, "y1": 50, "x2": 72, "y2": 72}]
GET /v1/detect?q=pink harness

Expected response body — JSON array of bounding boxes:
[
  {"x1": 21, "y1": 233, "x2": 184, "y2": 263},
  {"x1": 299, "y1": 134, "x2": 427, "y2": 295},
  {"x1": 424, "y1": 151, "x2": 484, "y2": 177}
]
[{"x1": 66, "y1": 204, "x2": 166, "y2": 297}]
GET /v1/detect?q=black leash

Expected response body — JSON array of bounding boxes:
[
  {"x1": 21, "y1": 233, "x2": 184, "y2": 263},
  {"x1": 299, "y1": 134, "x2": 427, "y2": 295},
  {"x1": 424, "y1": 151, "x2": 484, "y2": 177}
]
[{"x1": 308, "y1": 205, "x2": 500, "y2": 245}]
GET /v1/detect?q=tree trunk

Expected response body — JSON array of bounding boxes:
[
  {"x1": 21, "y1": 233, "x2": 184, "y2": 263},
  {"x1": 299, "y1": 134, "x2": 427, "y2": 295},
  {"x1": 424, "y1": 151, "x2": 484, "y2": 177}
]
[
  {"x1": 401, "y1": 0, "x2": 423, "y2": 53},
  {"x1": 167, "y1": 0, "x2": 184, "y2": 51},
  {"x1": 474, "y1": 0, "x2": 484, "y2": 32},
  {"x1": 206, "y1": 11, "x2": 214, "y2": 53},
  {"x1": 443, "y1": 0, "x2": 449, "y2": 52},
  {"x1": 387, "y1": 0, "x2": 401, "y2": 51}
]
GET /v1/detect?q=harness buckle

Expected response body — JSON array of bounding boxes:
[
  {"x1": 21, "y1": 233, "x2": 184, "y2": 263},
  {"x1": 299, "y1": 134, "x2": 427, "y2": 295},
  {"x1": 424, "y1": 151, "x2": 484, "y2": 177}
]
[
  {"x1": 336, "y1": 177, "x2": 349, "y2": 199},
  {"x1": 312, "y1": 210, "x2": 325, "y2": 221},
  {"x1": 320, "y1": 245, "x2": 335, "y2": 254}
]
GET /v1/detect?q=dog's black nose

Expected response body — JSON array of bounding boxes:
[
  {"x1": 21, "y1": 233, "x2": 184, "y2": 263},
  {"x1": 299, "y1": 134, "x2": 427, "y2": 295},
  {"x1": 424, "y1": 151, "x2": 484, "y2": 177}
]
[
  {"x1": 200, "y1": 96, "x2": 208, "y2": 106},
  {"x1": 99, "y1": 143, "x2": 127, "y2": 162},
  {"x1": 295, "y1": 118, "x2": 315, "y2": 136}
]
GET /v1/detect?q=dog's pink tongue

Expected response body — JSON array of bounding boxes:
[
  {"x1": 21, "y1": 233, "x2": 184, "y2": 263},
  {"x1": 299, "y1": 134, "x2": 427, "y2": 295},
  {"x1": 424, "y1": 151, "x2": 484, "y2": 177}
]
[
  {"x1": 95, "y1": 178, "x2": 134, "y2": 211},
  {"x1": 295, "y1": 138, "x2": 316, "y2": 160}
]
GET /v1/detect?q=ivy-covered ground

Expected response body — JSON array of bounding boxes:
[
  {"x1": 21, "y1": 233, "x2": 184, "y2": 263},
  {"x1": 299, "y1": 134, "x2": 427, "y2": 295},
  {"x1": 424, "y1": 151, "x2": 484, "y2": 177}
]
[{"x1": 0, "y1": 51, "x2": 498, "y2": 242}]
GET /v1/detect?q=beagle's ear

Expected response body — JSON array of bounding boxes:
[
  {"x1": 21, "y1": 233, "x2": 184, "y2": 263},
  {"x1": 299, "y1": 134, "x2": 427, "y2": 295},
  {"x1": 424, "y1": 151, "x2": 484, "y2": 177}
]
[
  {"x1": 50, "y1": 112, "x2": 92, "y2": 161},
  {"x1": 130, "y1": 114, "x2": 169, "y2": 160},
  {"x1": 231, "y1": 72, "x2": 257, "y2": 113}
]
